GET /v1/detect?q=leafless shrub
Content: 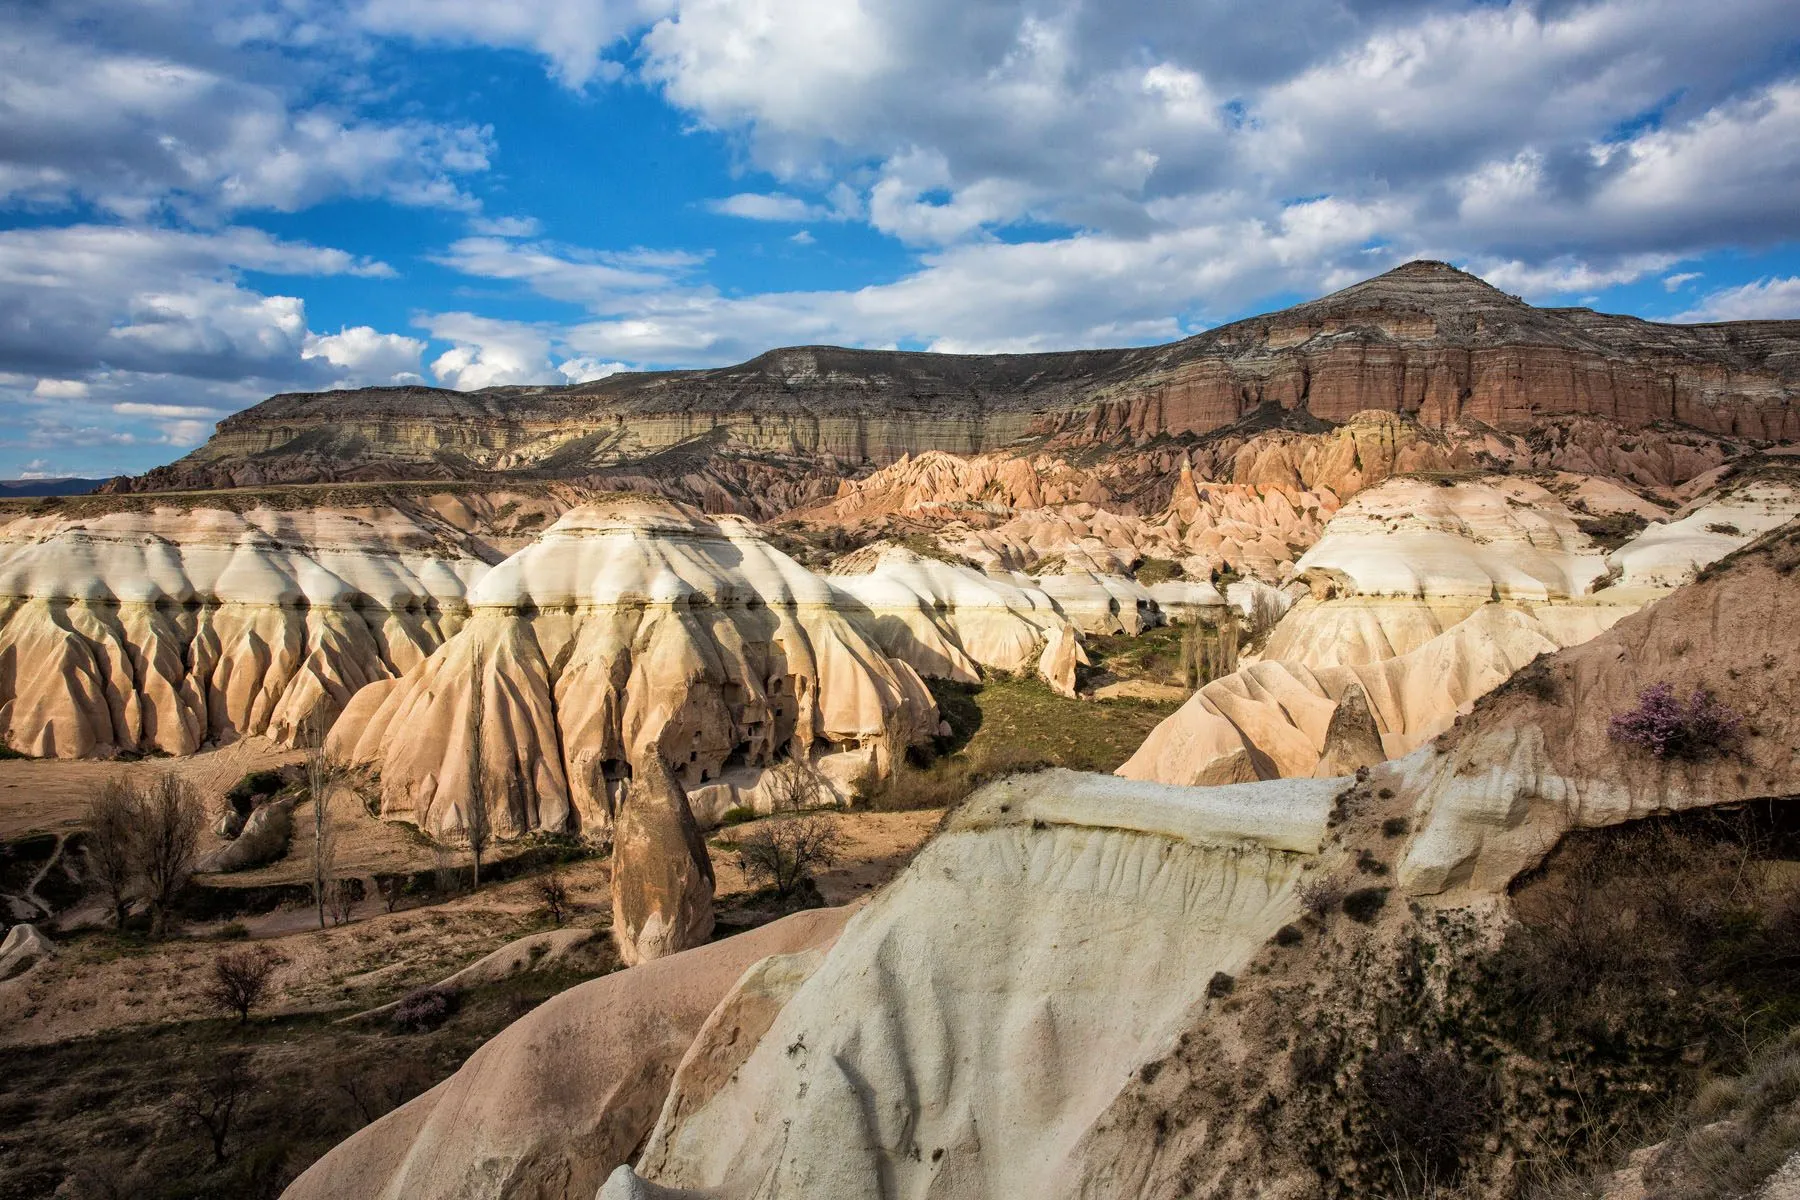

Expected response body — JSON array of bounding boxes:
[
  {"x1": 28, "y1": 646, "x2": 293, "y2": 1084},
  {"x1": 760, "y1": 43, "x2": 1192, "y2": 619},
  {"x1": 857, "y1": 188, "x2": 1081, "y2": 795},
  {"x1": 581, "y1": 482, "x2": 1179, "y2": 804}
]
[
  {"x1": 175, "y1": 1048, "x2": 258, "y2": 1164},
  {"x1": 324, "y1": 877, "x2": 356, "y2": 926},
  {"x1": 432, "y1": 844, "x2": 463, "y2": 897},
  {"x1": 763, "y1": 756, "x2": 831, "y2": 813},
  {"x1": 83, "y1": 777, "x2": 139, "y2": 931},
  {"x1": 333, "y1": 1059, "x2": 433, "y2": 1127},
  {"x1": 537, "y1": 869, "x2": 570, "y2": 926},
  {"x1": 738, "y1": 812, "x2": 843, "y2": 901},
  {"x1": 1298, "y1": 875, "x2": 1347, "y2": 920},
  {"x1": 135, "y1": 773, "x2": 205, "y2": 938},
  {"x1": 204, "y1": 945, "x2": 283, "y2": 1023},
  {"x1": 1362, "y1": 1043, "x2": 1493, "y2": 1190},
  {"x1": 376, "y1": 875, "x2": 406, "y2": 913}
]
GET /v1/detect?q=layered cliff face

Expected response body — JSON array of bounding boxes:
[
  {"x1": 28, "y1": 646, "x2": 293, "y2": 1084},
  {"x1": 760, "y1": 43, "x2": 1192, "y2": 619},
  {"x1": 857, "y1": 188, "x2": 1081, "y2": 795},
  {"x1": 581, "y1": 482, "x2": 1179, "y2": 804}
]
[
  {"x1": 0, "y1": 491, "x2": 529, "y2": 758},
  {"x1": 1118, "y1": 471, "x2": 1800, "y2": 787},
  {"x1": 114, "y1": 263, "x2": 1799, "y2": 511},
  {"x1": 327, "y1": 499, "x2": 943, "y2": 843}
]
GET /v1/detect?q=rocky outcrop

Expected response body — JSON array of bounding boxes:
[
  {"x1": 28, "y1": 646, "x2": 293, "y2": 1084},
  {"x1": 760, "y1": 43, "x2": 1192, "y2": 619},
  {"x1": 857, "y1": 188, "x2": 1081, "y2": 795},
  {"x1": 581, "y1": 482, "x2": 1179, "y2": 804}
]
[
  {"x1": 1119, "y1": 473, "x2": 1795, "y2": 788},
  {"x1": 612, "y1": 760, "x2": 716, "y2": 966},
  {"x1": 121, "y1": 263, "x2": 1798, "y2": 511},
  {"x1": 1397, "y1": 516, "x2": 1800, "y2": 895},
  {"x1": 824, "y1": 543, "x2": 1084, "y2": 695},
  {"x1": 0, "y1": 494, "x2": 510, "y2": 758},
  {"x1": 327, "y1": 499, "x2": 941, "y2": 841},
  {"x1": 282, "y1": 908, "x2": 849, "y2": 1200},
  {"x1": 0, "y1": 924, "x2": 53, "y2": 983},
  {"x1": 617, "y1": 771, "x2": 1335, "y2": 1199}
]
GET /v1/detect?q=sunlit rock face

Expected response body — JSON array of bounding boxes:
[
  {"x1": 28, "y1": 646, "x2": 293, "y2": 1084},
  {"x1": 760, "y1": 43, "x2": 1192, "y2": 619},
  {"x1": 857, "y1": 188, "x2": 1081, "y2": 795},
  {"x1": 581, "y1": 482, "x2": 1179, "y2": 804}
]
[
  {"x1": 328, "y1": 498, "x2": 941, "y2": 842},
  {"x1": 1118, "y1": 472, "x2": 1792, "y2": 788},
  {"x1": 622, "y1": 769, "x2": 1336, "y2": 1200},
  {"x1": 0, "y1": 499, "x2": 497, "y2": 758},
  {"x1": 824, "y1": 543, "x2": 1086, "y2": 696}
]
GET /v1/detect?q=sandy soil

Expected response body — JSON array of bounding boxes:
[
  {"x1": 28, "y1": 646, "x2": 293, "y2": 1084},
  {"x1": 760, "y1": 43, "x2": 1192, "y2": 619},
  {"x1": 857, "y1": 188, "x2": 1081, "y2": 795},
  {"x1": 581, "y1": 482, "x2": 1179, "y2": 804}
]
[
  {"x1": 0, "y1": 737, "x2": 300, "y2": 841},
  {"x1": 0, "y1": 803, "x2": 943, "y2": 1049}
]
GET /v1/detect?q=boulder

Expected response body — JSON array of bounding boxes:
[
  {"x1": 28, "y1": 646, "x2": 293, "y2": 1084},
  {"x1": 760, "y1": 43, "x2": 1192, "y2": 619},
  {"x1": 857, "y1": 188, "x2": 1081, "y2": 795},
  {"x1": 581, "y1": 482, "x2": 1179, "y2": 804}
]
[
  {"x1": 0, "y1": 923, "x2": 53, "y2": 982},
  {"x1": 612, "y1": 761, "x2": 716, "y2": 966},
  {"x1": 196, "y1": 798, "x2": 295, "y2": 874}
]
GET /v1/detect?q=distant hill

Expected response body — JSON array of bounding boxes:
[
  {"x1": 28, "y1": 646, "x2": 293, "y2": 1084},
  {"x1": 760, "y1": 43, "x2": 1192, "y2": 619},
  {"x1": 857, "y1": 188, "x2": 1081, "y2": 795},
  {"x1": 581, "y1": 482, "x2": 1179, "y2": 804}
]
[
  {"x1": 0, "y1": 478, "x2": 104, "y2": 497},
  {"x1": 109, "y1": 261, "x2": 1800, "y2": 512}
]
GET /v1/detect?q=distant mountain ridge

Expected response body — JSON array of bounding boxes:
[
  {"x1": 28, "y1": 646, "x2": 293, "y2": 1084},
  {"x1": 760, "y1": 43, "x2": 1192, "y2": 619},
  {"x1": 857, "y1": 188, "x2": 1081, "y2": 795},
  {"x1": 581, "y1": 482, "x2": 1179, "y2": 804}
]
[
  {"x1": 110, "y1": 261, "x2": 1799, "y2": 509},
  {"x1": 0, "y1": 478, "x2": 104, "y2": 498}
]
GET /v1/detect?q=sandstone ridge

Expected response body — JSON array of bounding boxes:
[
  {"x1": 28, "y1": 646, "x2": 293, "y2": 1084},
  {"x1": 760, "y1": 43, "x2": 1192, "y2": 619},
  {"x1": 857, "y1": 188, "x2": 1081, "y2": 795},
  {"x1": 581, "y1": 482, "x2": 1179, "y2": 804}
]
[{"x1": 121, "y1": 263, "x2": 1799, "y2": 506}]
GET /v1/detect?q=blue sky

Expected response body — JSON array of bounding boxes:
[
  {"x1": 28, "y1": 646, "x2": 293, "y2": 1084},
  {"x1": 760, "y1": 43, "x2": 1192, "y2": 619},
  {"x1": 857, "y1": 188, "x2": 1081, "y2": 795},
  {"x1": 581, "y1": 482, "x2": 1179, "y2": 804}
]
[{"x1": 3, "y1": 0, "x2": 1799, "y2": 479}]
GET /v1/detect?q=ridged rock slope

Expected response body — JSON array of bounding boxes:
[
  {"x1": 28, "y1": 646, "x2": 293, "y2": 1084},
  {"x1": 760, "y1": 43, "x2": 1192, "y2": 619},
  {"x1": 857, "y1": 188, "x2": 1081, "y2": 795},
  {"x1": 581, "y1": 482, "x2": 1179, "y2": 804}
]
[
  {"x1": 0, "y1": 489, "x2": 551, "y2": 757},
  {"x1": 1119, "y1": 471, "x2": 1800, "y2": 786},
  {"x1": 327, "y1": 499, "x2": 942, "y2": 844}
]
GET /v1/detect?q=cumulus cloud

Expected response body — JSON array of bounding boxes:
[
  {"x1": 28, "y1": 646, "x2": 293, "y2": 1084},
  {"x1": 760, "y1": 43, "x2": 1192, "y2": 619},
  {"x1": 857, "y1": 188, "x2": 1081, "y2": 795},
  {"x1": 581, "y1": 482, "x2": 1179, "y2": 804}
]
[
  {"x1": 302, "y1": 326, "x2": 428, "y2": 385},
  {"x1": 357, "y1": 0, "x2": 673, "y2": 88},
  {"x1": 708, "y1": 193, "x2": 826, "y2": 221},
  {"x1": 0, "y1": 223, "x2": 425, "y2": 464},
  {"x1": 1676, "y1": 277, "x2": 1800, "y2": 322},
  {"x1": 0, "y1": 5, "x2": 493, "y2": 218}
]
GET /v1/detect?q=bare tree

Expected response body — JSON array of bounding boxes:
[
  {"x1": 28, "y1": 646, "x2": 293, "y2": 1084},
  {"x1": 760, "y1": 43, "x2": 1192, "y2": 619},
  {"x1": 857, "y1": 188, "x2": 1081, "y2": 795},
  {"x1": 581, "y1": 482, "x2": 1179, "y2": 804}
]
[
  {"x1": 136, "y1": 774, "x2": 204, "y2": 938},
  {"x1": 738, "y1": 811, "x2": 843, "y2": 901},
  {"x1": 333, "y1": 1058, "x2": 431, "y2": 1127},
  {"x1": 176, "y1": 1049, "x2": 257, "y2": 1164},
  {"x1": 83, "y1": 777, "x2": 139, "y2": 932},
  {"x1": 763, "y1": 756, "x2": 830, "y2": 814},
  {"x1": 537, "y1": 869, "x2": 570, "y2": 926},
  {"x1": 375, "y1": 875, "x2": 406, "y2": 913},
  {"x1": 324, "y1": 877, "x2": 357, "y2": 925},
  {"x1": 463, "y1": 660, "x2": 493, "y2": 890},
  {"x1": 303, "y1": 711, "x2": 348, "y2": 931},
  {"x1": 204, "y1": 945, "x2": 283, "y2": 1023}
]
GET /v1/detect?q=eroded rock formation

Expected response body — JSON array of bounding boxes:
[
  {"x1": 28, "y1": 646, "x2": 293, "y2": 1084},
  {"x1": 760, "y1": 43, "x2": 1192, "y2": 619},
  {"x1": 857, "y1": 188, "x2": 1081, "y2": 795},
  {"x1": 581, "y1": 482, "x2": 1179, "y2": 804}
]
[
  {"x1": 327, "y1": 499, "x2": 942, "y2": 843},
  {"x1": 1119, "y1": 471, "x2": 1800, "y2": 786},
  {"x1": 0, "y1": 494, "x2": 517, "y2": 757}
]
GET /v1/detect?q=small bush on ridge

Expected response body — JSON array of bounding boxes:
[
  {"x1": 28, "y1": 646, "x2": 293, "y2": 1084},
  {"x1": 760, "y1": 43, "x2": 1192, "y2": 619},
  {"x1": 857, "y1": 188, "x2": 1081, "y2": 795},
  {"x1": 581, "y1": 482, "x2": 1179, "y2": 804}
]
[{"x1": 1609, "y1": 682, "x2": 1743, "y2": 760}]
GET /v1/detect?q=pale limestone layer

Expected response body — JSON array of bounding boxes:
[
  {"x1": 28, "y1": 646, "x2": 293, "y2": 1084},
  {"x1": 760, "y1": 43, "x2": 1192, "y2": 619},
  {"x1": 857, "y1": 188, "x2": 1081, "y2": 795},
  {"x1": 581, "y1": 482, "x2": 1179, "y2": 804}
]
[
  {"x1": 1608, "y1": 479, "x2": 1800, "y2": 588},
  {"x1": 825, "y1": 543, "x2": 1086, "y2": 695},
  {"x1": 1292, "y1": 476, "x2": 1612, "y2": 600},
  {"x1": 625, "y1": 771, "x2": 1334, "y2": 1199},
  {"x1": 0, "y1": 505, "x2": 490, "y2": 758},
  {"x1": 328, "y1": 500, "x2": 941, "y2": 842},
  {"x1": 1119, "y1": 474, "x2": 1770, "y2": 788}
]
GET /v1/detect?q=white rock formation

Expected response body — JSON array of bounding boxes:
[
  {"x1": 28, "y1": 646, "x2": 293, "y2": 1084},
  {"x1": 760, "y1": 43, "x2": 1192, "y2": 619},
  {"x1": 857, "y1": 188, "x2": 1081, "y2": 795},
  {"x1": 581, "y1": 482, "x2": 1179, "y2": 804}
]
[
  {"x1": 1608, "y1": 478, "x2": 1800, "y2": 588},
  {"x1": 825, "y1": 543, "x2": 1085, "y2": 694},
  {"x1": 612, "y1": 769, "x2": 1335, "y2": 1198},
  {"x1": 329, "y1": 499, "x2": 940, "y2": 841},
  {"x1": 1119, "y1": 474, "x2": 1782, "y2": 788},
  {"x1": 0, "y1": 501, "x2": 493, "y2": 757}
]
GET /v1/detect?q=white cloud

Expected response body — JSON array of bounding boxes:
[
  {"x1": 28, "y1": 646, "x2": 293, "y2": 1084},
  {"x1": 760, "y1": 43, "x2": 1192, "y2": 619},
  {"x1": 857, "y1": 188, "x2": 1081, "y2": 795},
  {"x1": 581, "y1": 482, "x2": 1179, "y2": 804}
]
[
  {"x1": 468, "y1": 215, "x2": 544, "y2": 237},
  {"x1": 1664, "y1": 272, "x2": 1702, "y2": 291},
  {"x1": 557, "y1": 356, "x2": 631, "y2": 384},
  {"x1": 430, "y1": 237, "x2": 700, "y2": 309},
  {"x1": 302, "y1": 326, "x2": 428, "y2": 384},
  {"x1": 708, "y1": 192, "x2": 825, "y2": 221},
  {"x1": 357, "y1": 0, "x2": 673, "y2": 88},
  {"x1": 0, "y1": 8, "x2": 494, "y2": 217},
  {"x1": 1676, "y1": 277, "x2": 1800, "y2": 322},
  {"x1": 790, "y1": 230, "x2": 815, "y2": 245}
]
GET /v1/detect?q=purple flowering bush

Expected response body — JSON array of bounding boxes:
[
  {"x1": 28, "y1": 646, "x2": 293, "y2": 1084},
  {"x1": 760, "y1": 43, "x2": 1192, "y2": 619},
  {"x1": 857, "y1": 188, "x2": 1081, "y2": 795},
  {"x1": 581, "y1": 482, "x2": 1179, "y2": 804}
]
[{"x1": 1608, "y1": 682, "x2": 1743, "y2": 760}]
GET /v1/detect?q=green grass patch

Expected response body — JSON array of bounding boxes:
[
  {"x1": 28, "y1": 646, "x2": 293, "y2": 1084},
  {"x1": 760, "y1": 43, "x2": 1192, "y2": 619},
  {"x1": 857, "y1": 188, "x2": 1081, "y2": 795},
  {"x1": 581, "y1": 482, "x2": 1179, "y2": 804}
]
[{"x1": 866, "y1": 676, "x2": 1181, "y2": 811}]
